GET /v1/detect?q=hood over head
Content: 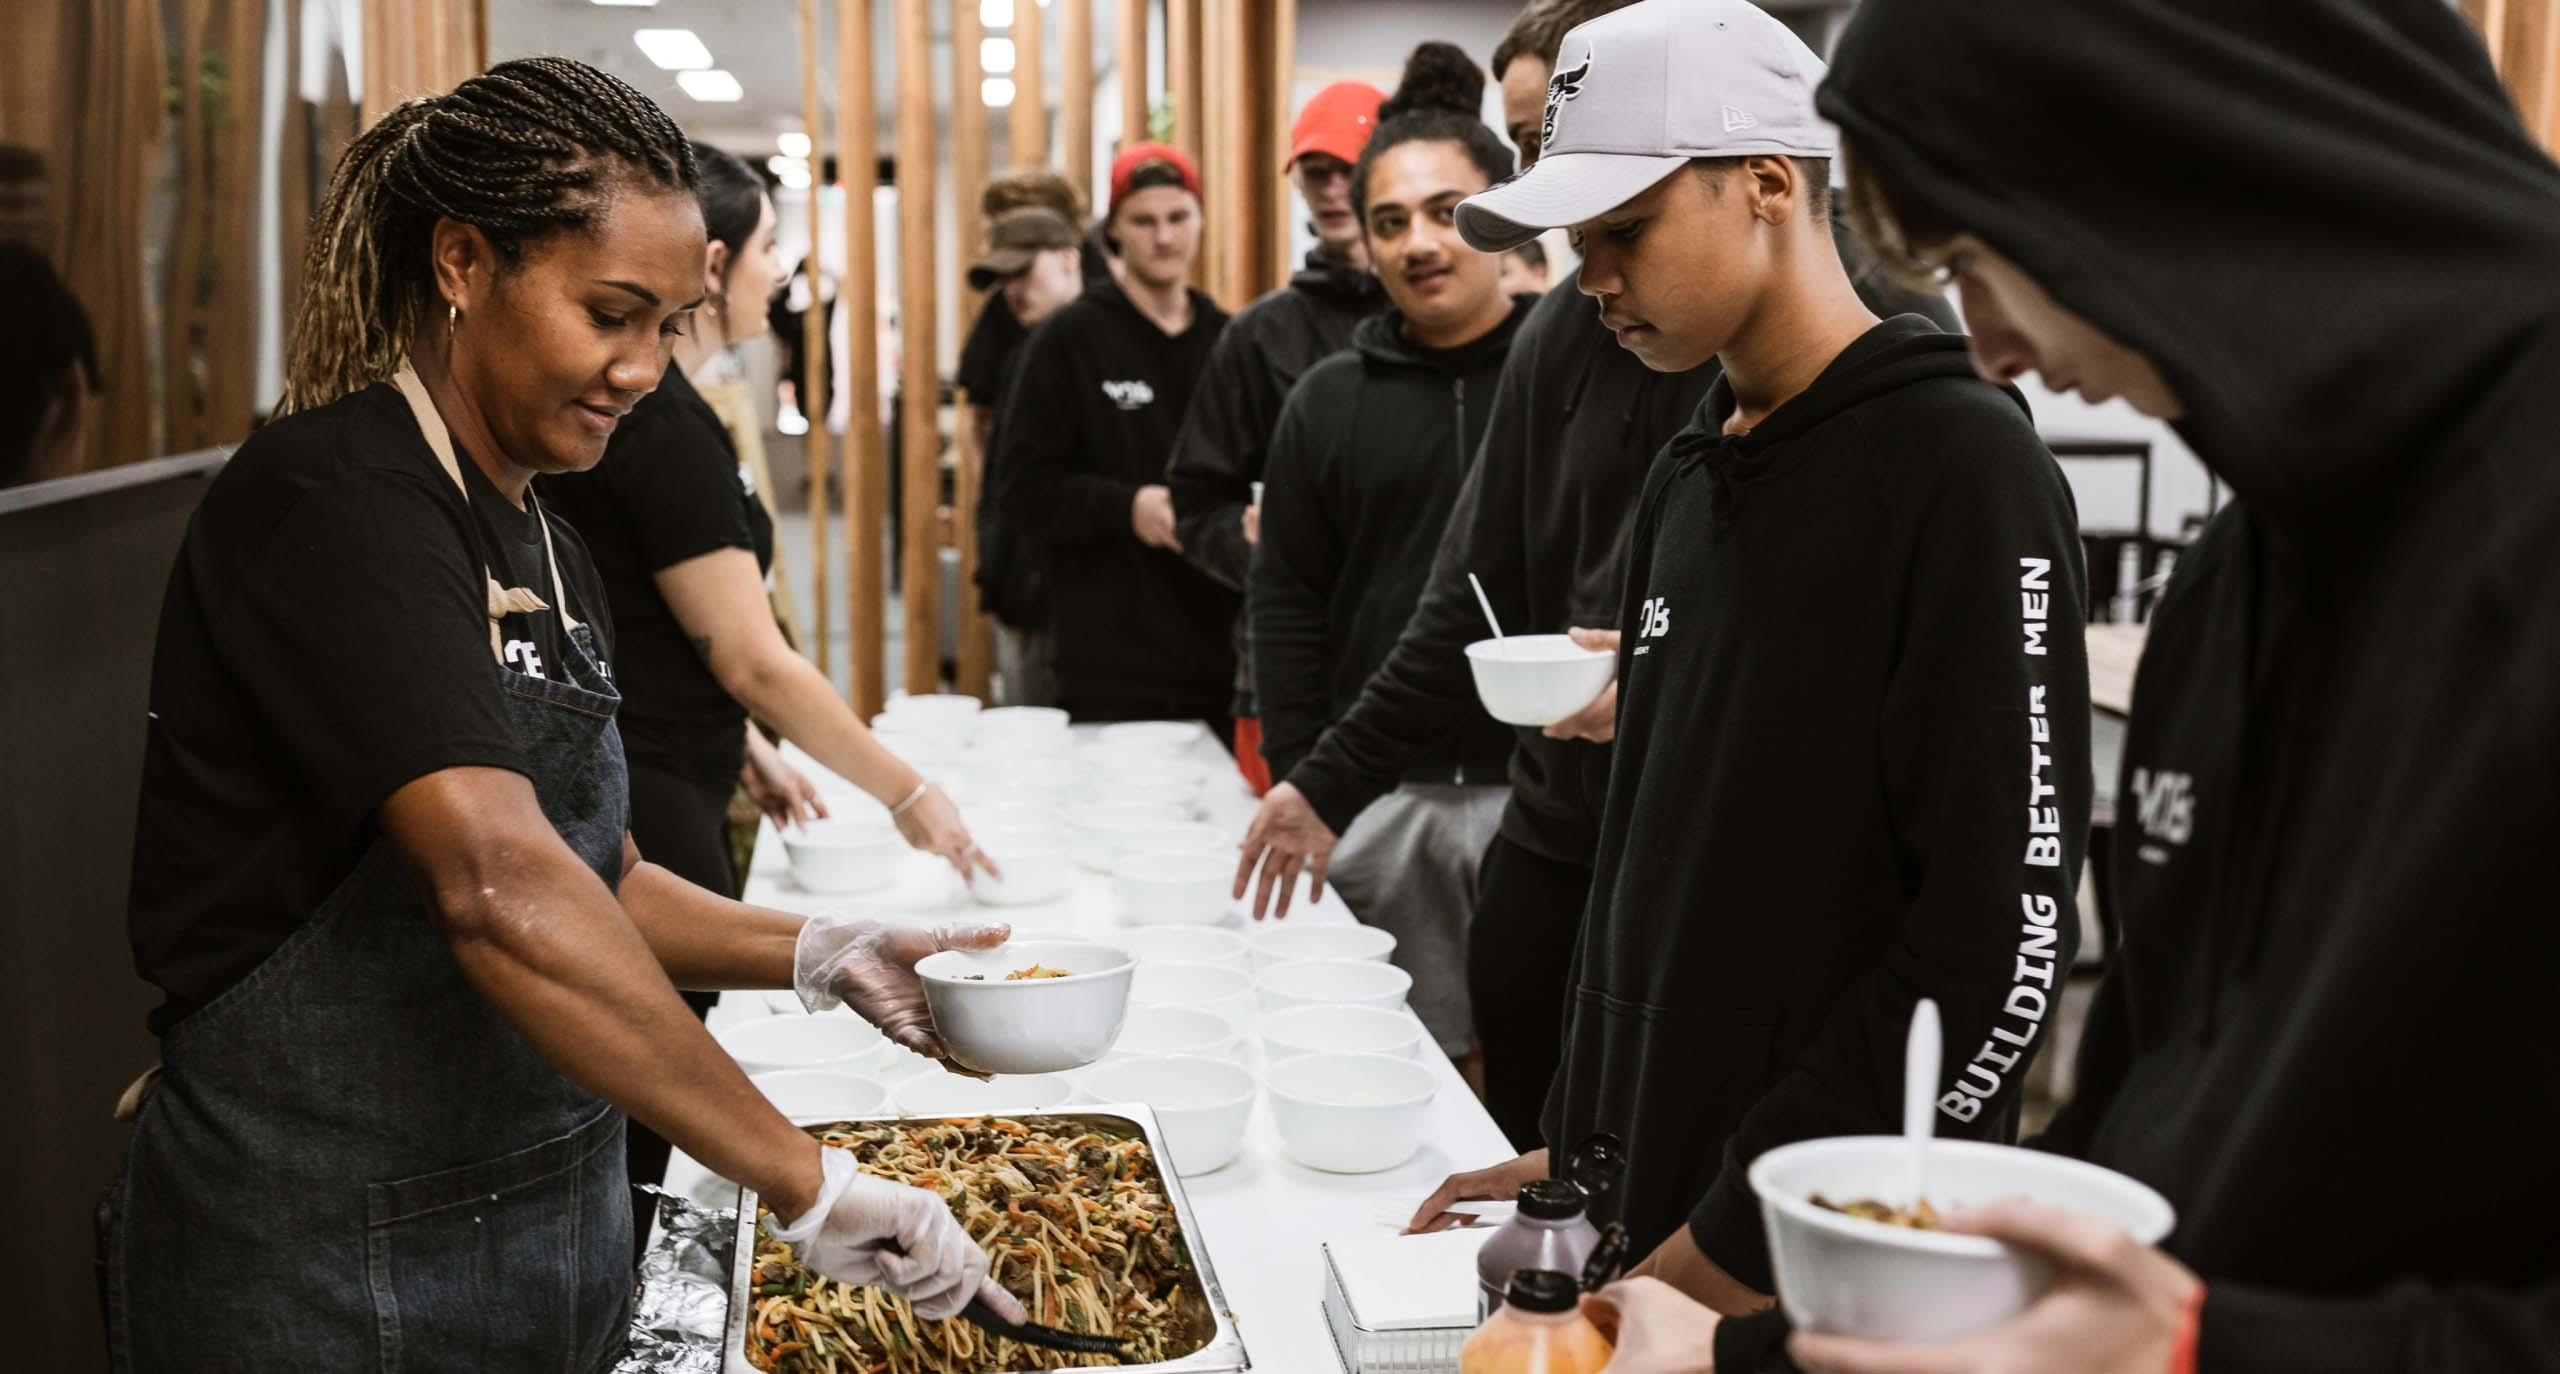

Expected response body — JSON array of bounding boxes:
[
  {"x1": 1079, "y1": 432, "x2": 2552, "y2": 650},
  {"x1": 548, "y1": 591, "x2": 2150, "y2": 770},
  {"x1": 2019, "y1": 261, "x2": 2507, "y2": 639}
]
[{"x1": 1818, "y1": 0, "x2": 2560, "y2": 529}]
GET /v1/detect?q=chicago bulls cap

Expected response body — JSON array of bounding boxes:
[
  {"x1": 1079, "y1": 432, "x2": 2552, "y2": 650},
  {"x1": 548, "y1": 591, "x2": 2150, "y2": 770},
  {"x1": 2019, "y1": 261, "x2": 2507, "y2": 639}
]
[{"x1": 1456, "y1": 0, "x2": 1839, "y2": 252}]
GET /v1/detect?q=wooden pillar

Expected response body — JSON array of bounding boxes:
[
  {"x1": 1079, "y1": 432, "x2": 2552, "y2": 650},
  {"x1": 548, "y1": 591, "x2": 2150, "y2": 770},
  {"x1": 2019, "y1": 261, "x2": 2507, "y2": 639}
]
[
  {"x1": 1011, "y1": 0, "x2": 1047, "y2": 165},
  {"x1": 1168, "y1": 0, "x2": 1202, "y2": 165},
  {"x1": 954, "y1": 0, "x2": 997, "y2": 700},
  {"x1": 839, "y1": 0, "x2": 886, "y2": 716},
  {"x1": 896, "y1": 0, "x2": 941, "y2": 694},
  {"x1": 955, "y1": 0, "x2": 989, "y2": 263},
  {"x1": 1117, "y1": 0, "x2": 1149, "y2": 149},
  {"x1": 1269, "y1": 0, "x2": 1299, "y2": 289},
  {"x1": 1060, "y1": 0, "x2": 1095, "y2": 206},
  {"x1": 798, "y1": 0, "x2": 831, "y2": 678}
]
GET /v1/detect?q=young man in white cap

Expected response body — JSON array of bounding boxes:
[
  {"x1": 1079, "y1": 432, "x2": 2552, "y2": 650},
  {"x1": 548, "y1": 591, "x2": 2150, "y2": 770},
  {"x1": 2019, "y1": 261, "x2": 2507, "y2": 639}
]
[
  {"x1": 1404, "y1": 0, "x2": 2092, "y2": 1316},
  {"x1": 1165, "y1": 80, "x2": 1387, "y2": 784}
]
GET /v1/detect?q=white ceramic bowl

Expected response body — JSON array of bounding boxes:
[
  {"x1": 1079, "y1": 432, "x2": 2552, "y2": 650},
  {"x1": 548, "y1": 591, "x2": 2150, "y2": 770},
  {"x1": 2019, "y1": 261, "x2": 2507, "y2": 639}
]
[
  {"x1": 1105, "y1": 1004, "x2": 1243, "y2": 1061},
  {"x1": 1260, "y1": 1003, "x2": 1426, "y2": 1063},
  {"x1": 1099, "y1": 720, "x2": 1201, "y2": 753},
  {"x1": 749, "y1": 1069, "x2": 889, "y2": 1124},
  {"x1": 975, "y1": 705, "x2": 1071, "y2": 737},
  {"x1": 1464, "y1": 634, "x2": 1616, "y2": 727},
  {"x1": 781, "y1": 817, "x2": 904, "y2": 894},
  {"x1": 969, "y1": 826, "x2": 1073, "y2": 907},
  {"x1": 1128, "y1": 960, "x2": 1257, "y2": 1025},
  {"x1": 1751, "y1": 1136, "x2": 2176, "y2": 1341},
  {"x1": 1265, "y1": 1051, "x2": 1436, "y2": 1173},
  {"x1": 1071, "y1": 802, "x2": 1194, "y2": 873},
  {"x1": 717, "y1": 1012, "x2": 892, "y2": 1076},
  {"x1": 1121, "y1": 821, "x2": 1234, "y2": 861},
  {"x1": 1119, "y1": 926, "x2": 1252, "y2": 972},
  {"x1": 891, "y1": 1069, "x2": 1075, "y2": 1117},
  {"x1": 960, "y1": 798, "x2": 1064, "y2": 832},
  {"x1": 1114, "y1": 851, "x2": 1236, "y2": 926},
  {"x1": 914, "y1": 939, "x2": 1135, "y2": 1074},
  {"x1": 1082, "y1": 1055, "x2": 1257, "y2": 1175},
  {"x1": 882, "y1": 692, "x2": 984, "y2": 724},
  {"x1": 1246, "y1": 922, "x2": 1398, "y2": 970},
  {"x1": 1084, "y1": 763, "x2": 1210, "y2": 815},
  {"x1": 1255, "y1": 957, "x2": 1413, "y2": 1014}
]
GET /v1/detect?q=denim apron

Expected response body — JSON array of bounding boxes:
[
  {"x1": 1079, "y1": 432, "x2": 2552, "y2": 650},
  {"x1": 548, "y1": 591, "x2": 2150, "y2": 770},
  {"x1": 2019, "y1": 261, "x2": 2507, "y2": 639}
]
[{"x1": 101, "y1": 370, "x2": 635, "y2": 1372}]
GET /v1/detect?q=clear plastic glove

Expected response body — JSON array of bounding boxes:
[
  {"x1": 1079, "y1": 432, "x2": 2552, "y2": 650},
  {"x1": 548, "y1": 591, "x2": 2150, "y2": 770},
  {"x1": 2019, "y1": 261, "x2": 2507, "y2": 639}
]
[
  {"x1": 762, "y1": 1147, "x2": 1028, "y2": 1323},
  {"x1": 793, "y1": 916, "x2": 1012, "y2": 1064}
]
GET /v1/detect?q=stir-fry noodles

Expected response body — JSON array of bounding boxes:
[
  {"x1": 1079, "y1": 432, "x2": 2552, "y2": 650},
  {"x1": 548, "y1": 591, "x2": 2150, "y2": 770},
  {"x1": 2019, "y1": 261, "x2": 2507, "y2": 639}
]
[{"x1": 747, "y1": 1118, "x2": 1198, "y2": 1372}]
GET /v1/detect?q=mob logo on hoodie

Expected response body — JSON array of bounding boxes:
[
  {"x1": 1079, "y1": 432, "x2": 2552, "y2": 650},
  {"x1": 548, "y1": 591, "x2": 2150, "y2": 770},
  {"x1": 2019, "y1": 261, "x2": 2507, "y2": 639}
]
[
  {"x1": 1100, "y1": 379, "x2": 1156, "y2": 411},
  {"x1": 2128, "y1": 766, "x2": 2195, "y2": 864}
]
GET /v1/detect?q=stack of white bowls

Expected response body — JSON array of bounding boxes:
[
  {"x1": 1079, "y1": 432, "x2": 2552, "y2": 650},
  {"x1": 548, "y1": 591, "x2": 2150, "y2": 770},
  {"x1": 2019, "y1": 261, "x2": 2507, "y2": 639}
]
[
  {"x1": 781, "y1": 815, "x2": 903, "y2": 894},
  {"x1": 1254, "y1": 958, "x2": 1413, "y2": 1015},
  {"x1": 1080, "y1": 1054, "x2": 1257, "y2": 1176},
  {"x1": 1266, "y1": 1051, "x2": 1437, "y2": 1173},
  {"x1": 1129, "y1": 959, "x2": 1258, "y2": 1026}
]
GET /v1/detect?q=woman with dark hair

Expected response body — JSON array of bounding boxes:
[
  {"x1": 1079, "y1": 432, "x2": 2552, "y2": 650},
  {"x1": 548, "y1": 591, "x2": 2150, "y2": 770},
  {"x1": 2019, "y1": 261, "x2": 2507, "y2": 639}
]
[
  {"x1": 1246, "y1": 40, "x2": 1530, "y2": 1073},
  {"x1": 107, "y1": 60, "x2": 1017, "y2": 1367},
  {"x1": 545, "y1": 142, "x2": 991, "y2": 1186}
]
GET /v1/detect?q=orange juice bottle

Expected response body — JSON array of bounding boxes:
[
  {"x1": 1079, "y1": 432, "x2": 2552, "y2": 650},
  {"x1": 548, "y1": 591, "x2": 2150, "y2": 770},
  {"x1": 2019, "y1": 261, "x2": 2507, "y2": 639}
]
[{"x1": 1459, "y1": 1270, "x2": 1613, "y2": 1374}]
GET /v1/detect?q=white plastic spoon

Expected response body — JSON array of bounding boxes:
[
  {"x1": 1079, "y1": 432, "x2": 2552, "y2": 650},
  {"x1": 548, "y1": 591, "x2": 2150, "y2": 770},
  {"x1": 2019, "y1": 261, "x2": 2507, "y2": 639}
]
[
  {"x1": 1468, "y1": 573, "x2": 1507, "y2": 643},
  {"x1": 1905, "y1": 997, "x2": 1942, "y2": 1213}
]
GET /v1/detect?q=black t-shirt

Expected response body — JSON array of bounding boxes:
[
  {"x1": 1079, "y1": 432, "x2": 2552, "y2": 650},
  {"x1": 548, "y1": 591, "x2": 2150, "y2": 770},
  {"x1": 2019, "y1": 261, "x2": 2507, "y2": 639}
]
[
  {"x1": 127, "y1": 382, "x2": 615, "y2": 1035},
  {"x1": 539, "y1": 362, "x2": 770, "y2": 782}
]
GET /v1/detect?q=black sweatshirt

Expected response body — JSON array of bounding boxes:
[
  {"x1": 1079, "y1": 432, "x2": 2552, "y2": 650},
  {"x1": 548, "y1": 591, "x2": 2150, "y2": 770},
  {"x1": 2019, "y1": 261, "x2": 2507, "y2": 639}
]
[
  {"x1": 1283, "y1": 249, "x2": 1952, "y2": 861},
  {"x1": 1718, "y1": 4, "x2": 2560, "y2": 1370},
  {"x1": 1284, "y1": 273, "x2": 1715, "y2": 857},
  {"x1": 994, "y1": 278, "x2": 1235, "y2": 719},
  {"x1": 1249, "y1": 302, "x2": 1530, "y2": 786},
  {"x1": 1166, "y1": 250, "x2": 1386, "y2": 713},
  {"x1": 1544, "y1": 315, "x2": 2090, "y2": 1285}
]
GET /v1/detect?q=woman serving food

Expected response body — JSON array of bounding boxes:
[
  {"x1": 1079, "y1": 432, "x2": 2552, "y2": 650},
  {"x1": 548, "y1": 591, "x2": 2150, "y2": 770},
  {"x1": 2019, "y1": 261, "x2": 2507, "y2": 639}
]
[{"x1": 101, "y1": 59, "x2": 1019, "y2": 1369}]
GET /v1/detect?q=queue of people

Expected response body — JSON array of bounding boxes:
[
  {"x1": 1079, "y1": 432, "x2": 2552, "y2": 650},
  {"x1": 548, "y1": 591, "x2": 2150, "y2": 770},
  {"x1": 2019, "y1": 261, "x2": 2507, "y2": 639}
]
[{"x1": 102, "y1": 0, "x2": 2560, "y2": 1366}]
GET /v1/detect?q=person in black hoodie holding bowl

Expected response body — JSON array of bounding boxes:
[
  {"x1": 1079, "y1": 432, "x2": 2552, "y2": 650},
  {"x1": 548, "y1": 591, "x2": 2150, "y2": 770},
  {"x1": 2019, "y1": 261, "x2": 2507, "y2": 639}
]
[
  {"x1": 1249, "y1": 42, "x2": 1532, "y2": 1069},
  {"x1": 1404, "y1": 0, "x2": 2091, "y2": 1321},
  {"x1": 1584, "y1": 2, "x2": 2560, "y2": 1372}
]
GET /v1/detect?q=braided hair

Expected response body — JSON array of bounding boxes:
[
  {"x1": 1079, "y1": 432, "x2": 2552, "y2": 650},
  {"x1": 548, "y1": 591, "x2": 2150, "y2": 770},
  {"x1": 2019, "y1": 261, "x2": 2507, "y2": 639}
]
[
  {"x1": 1352, "y1": 43, "x2": 1516, "y2": 218},
  {"x1": 280, "y1": 57, "x2": 699, "y2": 414}
]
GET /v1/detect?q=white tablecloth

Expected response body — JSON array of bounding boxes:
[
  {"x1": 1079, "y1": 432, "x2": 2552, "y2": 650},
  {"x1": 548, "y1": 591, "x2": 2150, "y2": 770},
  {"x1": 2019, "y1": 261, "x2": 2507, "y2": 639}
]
[{"x1": 659, "y1": 722, "x2": 1516, "y2": 1371}]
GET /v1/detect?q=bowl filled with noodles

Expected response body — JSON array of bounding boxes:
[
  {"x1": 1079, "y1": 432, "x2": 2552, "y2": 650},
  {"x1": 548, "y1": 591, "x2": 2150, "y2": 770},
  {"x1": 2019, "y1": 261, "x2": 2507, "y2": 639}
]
[{"x1": 916, "y1": 939, "x2": 1136, "y2": 1075}]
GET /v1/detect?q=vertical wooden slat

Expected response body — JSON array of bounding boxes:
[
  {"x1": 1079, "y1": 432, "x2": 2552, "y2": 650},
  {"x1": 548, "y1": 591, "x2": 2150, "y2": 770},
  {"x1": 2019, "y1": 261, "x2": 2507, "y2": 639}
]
[
  {"x1": 840, "y1": 0, "x2": 886, "y2": 717},
  {"x1": 1270, "y1": 0, "x2": 1299, "y2": 291},
  {"x1": 1011, "y1": 0, "x2": 1047, "y2": 166},
  {"x1": 2537, "y1": 0, "x2": 2560, "y2": 148},
  {"x1": 165, "y1": 0, "x2": 212, "y2": 452},
  {"x1": 208, "y1": 0, "x2": 265, "y2": 438},
  {"x1": 1117, "y1": 0, "x2": 1148, "y2": 149},
  {"x1": 799, "y1": 0, "x2": 832, "y2": 679},
  {"x1": 953, "y1": 0, "x2": 995, "y2": 699},
  {"x1": 1169, "y1": 0, "x2": 1202, "y2": 164},
  {"x1": 896, "y1": 0, "x2": 941, "y2": 694},
  {"x1": 951, "y1": 384, "x2": 992, "y2": 698},
  {"x1": 1059, "y1": 0, "x2": 1095, "y2": 207}
]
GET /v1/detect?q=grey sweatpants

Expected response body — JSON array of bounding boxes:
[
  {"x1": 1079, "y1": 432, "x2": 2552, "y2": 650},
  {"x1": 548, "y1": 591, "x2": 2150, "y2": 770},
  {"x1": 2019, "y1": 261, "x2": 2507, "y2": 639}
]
[
  {"x1": 994, "y1": 624, "x2": 1057, "y2": 707},
  {"x1": 1325, "y1": 783, "x2": 1510, "y2": 1057}
]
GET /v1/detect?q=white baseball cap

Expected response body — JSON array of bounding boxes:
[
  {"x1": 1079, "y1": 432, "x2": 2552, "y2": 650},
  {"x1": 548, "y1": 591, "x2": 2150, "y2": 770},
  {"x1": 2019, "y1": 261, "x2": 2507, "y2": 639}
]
[{"x1": 1457, "y1": 0, "x2": 1839, "y2": 252}]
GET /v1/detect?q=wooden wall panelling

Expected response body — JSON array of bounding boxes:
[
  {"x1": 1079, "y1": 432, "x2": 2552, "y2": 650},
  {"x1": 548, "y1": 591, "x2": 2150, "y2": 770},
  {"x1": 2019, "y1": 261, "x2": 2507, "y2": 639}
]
[
  {"x1": 1060, "y1": 0, "x2": 1095, "y2": 208},
  {"x1": 61, "y1": 0, "x2": 165, "y2": 473},
  {"x1": 896, "y1": 0, "x2": 941, "y2": 693},
  {"x1": 799, "y1": 0, "x2": 832, "y2": 678},
  {"x1": 1012, "y1": 0, "x2": 1048, "y2": 166},
  {"x1": 1118, "y1": 0, "x2": 1149, "y2": 150},
  {"x1": 840, "y1": 0, "x2": 886, "y2": 716},
  {"x1": 1270, "y1": 0, "x2": 1299, "y2": 290},
  {"x1": 1169, "y1": 0, "x2": 1202, "y2": 165},
  {"x1": 208, "y1": 0, "x2": 264, "y2": 440},
  {"x1": 955, "y1": 0, "x2": 988, "y2": 263},
  {"x1": 164, "y1": 0, "x2": 213, "y2": 454}
]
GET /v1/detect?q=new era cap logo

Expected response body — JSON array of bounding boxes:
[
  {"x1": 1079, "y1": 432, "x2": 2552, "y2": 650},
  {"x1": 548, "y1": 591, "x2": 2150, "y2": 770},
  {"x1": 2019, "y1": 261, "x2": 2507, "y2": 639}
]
[{"x1": 1721, "y1": 105, "x2": 1758, "y2": 132}]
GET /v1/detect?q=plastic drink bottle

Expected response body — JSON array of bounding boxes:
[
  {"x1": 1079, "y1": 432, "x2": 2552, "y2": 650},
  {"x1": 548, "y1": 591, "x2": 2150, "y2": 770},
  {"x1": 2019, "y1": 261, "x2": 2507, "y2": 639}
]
[
  {"x1": 1476, "y1": 1178, "x2": 1601, "y2": 1320},
  {"x1": 1460, "y1": 1269, "x2": 1613, "y2": 1374}
]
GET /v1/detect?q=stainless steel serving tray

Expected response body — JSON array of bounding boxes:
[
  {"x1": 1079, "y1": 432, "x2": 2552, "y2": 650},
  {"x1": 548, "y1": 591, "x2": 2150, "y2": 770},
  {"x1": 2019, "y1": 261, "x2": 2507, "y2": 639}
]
[{"x1": 721, "y1": 1105, "x2": 1251, "y2": 1374}]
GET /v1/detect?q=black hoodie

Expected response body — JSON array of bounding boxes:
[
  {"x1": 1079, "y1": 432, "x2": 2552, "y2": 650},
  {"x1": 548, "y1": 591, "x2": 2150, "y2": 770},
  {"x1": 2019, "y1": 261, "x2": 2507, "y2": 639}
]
[
  {"x1": 1167, "y1": 249, "x2": 1388, "y2": 713},
  {"x1": 1249, "y1": 301, "x2": 1530, "y2": 786},
  {"x1": 1283, "y1": 271, "x2": 1715, "y2": 856},
  {"x1": 995, "y1": 277, "x2": 1235, "y2": 718},
  {"x1": 1729, "y1": 3, "x2": 2560, "y2": 1370},
  {"x1": 1548, "y1": 315, "x2": 2091, "y2": 1285}
]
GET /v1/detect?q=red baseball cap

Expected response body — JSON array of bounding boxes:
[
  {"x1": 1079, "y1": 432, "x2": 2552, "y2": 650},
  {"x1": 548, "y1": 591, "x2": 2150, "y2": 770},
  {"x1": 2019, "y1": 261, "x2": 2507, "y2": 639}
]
[
  {"x1": 1108, "y1": 142, "x2": 1202, "y2": 215},
  {"x1": 1288, "y1": 81, "x2": 1386, "y2": 170}
]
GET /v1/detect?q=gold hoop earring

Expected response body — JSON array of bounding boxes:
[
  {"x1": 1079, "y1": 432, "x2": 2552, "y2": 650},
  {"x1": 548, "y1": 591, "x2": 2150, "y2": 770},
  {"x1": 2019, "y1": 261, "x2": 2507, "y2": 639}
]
[{"x1": 446, "y1": 302, "x2": 459, "y2": 350}]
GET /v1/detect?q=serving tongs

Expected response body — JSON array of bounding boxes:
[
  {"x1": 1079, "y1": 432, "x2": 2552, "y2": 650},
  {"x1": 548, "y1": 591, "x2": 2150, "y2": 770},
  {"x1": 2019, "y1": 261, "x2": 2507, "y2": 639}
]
[{"x1": 959, "y1": 1292, "x2": 1134, "y2": 1358}]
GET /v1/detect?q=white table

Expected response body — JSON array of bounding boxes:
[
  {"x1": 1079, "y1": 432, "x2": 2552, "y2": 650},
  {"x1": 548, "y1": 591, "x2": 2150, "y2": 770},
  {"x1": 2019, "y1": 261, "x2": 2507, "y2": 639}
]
[{"x1": 660, "y1": 722, "x2": 1516, "y2": 1371}]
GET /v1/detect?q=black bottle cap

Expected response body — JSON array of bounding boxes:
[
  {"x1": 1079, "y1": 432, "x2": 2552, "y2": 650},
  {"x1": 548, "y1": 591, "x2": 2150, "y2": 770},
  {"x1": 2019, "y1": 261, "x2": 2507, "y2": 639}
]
[
  {"x1": 1517, "y1": 1178, "x2": 1588, "y2": 1221},
  {"x1": 1506, "y1": 1269, "x2": 1580, "y2": 1314}
]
